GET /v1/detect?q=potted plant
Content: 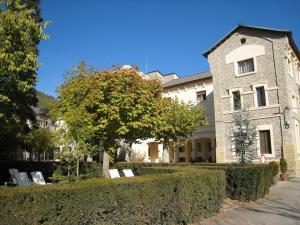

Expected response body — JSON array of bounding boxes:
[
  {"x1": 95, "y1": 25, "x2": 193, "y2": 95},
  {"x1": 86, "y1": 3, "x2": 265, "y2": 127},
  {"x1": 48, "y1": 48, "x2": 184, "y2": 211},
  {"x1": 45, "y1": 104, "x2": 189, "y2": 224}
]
[
  {"x1": 279, "y1": 158, "x2": 288, "y2": 181},
  {"x1": 269, "y1": 161, "x2": 279, "y2": 185}
]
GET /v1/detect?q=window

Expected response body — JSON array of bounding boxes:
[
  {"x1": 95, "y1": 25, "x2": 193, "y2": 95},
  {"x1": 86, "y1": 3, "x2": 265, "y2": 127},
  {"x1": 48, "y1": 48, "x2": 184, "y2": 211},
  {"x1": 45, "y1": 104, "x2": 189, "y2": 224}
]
[
  {"x1": 178, "y1": 145, "x2": 184, "y2": 152},
  {"x1": 207, "y1": 142, "x2": 212, "y2": 152},
  {"x1": 256, "y1": 86, "x2": 266, "y2": 107},
  {"x1": 196, "y1": 143, "x2": 202, "y2": 152},
  {"x1": 238, "y1": 58, "x2": 255, "y2": 75},
  {"x1": 294, "y1": 120, "x2": 300, "y2": 154},
  {"x1": 240, "y1": 38, "x2": 246, "y2": 44},
  {"x1": 179, "y1": 157, "x2": 185, "y2": 162},
  {"x1": 232, "y1": 91, "x2": 241, "y2": 110},
  {"x1": 196, "y1": 157, "x2": 203, "y2": 162},
  {"x1": 259, "y1": 130, "x2": 272, "y2": 154},
  {"x1": 196, "y1": 91, "x2": 206, "y2": 102},
  {"x1": 38, "y1": 120, "x2": 43, "y2": 128}
]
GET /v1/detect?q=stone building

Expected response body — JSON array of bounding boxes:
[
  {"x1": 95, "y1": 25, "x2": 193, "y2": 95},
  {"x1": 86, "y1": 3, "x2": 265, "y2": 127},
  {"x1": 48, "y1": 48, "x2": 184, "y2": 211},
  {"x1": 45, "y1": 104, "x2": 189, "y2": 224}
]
[
  {"x1": 132, "y1": 25, "x2": 300, "y2": 176},
  {"x1": 204, "y1": 25, "x2": 300, "y2": 176}
]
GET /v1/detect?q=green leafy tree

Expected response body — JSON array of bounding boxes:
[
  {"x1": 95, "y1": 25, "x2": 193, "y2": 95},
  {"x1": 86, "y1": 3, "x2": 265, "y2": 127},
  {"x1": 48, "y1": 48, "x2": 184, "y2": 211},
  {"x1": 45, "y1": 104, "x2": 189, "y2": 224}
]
[
  {"x1": 24, "y1": 128, "x2": 56, "y2": 160},
  {"x1": 20, "y1": 0, "x2": 43, "y2": 23},
  {"x1": 54, "y1": 121, "x2": 97, "y2": 178},
  {"x1": 0, "y1": 0, "x2": 48, "y2": 158},
  {"x1": 229, "y1": 109, "x2": 257, "y2": 163},
  {"x1": 52, "y1": 64, "x2": 162, "y2": 177},
  {"x1": 153, "y1": 98, "x2": 207, "y2": 162}
]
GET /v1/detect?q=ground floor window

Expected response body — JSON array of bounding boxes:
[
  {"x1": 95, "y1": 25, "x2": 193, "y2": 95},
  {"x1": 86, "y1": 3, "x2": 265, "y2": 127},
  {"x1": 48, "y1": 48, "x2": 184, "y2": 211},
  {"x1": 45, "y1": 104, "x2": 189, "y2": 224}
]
[
  {"x1": 196, "y1": 143, "x2": 202, "y2": 152},
  {"x1": 178, "y1": 145, "x2": 185, "y2": 152},
  {"x1": 259, "y1": 130, "x2": 272, "y2": 154}
]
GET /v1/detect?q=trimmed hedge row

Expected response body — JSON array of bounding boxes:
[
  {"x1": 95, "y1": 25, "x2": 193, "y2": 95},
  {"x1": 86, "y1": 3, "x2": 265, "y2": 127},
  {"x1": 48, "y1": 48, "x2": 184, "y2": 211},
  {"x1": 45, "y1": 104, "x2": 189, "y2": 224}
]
[
  {"x1": 115, "y1": 162, "x2": 273, "y2": 201},
  {"x1": 0, "y1": 167, "x2": 225, "y2": 225},
  {"x1": 200, "y1": 165, "x2": 272, "y2": 201},
  {"x1": 228, "y1": 165, "x2": 272, "y2": 200},
  {"x1": 1, "y1": 161, "x2": 272, "y2": 202}
]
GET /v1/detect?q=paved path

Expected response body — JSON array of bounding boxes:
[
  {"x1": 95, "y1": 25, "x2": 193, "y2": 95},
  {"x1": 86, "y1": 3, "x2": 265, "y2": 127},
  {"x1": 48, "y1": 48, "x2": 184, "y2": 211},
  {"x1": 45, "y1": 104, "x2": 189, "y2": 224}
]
[{"x1": 198, "y1": 178, "x2": 300, "y2": 225}]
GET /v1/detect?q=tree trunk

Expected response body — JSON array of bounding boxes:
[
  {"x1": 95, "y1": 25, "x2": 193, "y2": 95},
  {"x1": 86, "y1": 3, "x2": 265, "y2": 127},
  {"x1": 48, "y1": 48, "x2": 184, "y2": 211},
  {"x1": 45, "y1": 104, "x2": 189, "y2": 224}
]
[
  {"x1": 102, "y1": 151, "x2": 110, "y2": 178},
  {"x1": 76, "y1": 158, "x2": 80, "y2": 177},
  {"x1": 67, "y1": 163, "x2": 71, "y2": 178},
  {"x1": 98, "y1": 148, "x2": 102, "y2": 162},
  {"x1": 162, "y1": 138, "x2": 170, "y2": 163},
  {"x1": 173, "y1": 141, "x2": 177, "y2": 163}
]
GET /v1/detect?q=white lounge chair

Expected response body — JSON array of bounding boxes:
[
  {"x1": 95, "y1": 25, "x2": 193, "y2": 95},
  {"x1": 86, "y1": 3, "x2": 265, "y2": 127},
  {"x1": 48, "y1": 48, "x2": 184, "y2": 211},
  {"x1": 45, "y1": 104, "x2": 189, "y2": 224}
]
[
  {"x1": 18, "y1": 172, "x2": 32, "y2": 185},
  {"x1": 8, "y1": 168, "x2": 19, "y2": 185},
  {"x1": 123, "y1": 169, "x2": 134, "y2": 177},
  {"x1": 30, "y1": 171, "x2": 48, "y2": 185},
  {"x1": 108, "y1": 169, "x2": 120, "y2": 179},
  {"x1": 8, "y1": 169, "x2": 32, "y2": 186}
]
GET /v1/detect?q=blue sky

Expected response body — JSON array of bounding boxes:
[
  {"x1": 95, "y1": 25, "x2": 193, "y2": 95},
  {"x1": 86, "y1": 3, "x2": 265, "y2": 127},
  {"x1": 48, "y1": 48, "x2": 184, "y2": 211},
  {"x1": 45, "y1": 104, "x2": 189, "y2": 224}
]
[{"x1": 37, "y1": 0, "x2": 300, "y2": 97}]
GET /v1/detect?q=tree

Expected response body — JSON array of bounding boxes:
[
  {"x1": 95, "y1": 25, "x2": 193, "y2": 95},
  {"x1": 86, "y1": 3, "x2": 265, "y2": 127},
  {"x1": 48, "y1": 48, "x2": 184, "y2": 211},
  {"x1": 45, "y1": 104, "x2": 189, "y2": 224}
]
[
  {"x1": 229, "y1": 109, "x2": 257, "y2": 163},
  {"x1": 153, "y1": 98, "x2": 207, "y2": 162},
  {"x1": 20, "y1": 0, "x2": 43, "y2": 23},
  {"x1": 24, "y1": 128, "x2": 56, "y2": 160},
  {"x1": 0, "y1": 0, "x2": 48, "y2": 158},
  {"x1": 54, "y1": 120, "x2": 97, "y2": 178},
  {"x1": 51, "y1": 64, "x2": 162, "y2": 177}
]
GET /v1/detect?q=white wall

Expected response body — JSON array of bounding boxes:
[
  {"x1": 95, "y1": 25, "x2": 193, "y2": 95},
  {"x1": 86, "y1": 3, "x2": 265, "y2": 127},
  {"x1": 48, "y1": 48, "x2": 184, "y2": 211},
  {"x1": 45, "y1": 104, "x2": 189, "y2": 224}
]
[{"x1": 129, "y1": 78, "x2": 216, "y2": 162}]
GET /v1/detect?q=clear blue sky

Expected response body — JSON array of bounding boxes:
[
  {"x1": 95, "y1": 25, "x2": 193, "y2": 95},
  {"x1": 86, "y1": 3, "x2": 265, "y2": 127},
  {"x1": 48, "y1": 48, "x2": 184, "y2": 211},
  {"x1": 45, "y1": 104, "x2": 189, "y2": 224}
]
[{"x1": 37, "y1": 0, "x2": 300, "y2": 97}]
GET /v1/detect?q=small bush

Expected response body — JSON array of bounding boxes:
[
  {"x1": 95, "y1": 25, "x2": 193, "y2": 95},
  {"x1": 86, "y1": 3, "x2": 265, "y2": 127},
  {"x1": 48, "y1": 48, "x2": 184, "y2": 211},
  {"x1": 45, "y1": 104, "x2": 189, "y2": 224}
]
[
  {"x1": 269, "y1": 161, "x2": 279, "y2": 176},
  {"x1": 223, "y1": 165, "x2": 272, "y2": 201},
  {"x1": 280, "y1": 158, "x2": 288, "y2": 173},
  {"x1": 0, "y1": 167, "x2": 225, "y2": 225}
]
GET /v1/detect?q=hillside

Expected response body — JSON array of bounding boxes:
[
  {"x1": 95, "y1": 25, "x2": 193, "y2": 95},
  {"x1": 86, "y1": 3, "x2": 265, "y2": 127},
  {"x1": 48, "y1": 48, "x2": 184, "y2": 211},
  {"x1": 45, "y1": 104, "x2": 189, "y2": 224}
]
[{"x1": 36, "y1": 91, "x2": 56, "y2": 110}]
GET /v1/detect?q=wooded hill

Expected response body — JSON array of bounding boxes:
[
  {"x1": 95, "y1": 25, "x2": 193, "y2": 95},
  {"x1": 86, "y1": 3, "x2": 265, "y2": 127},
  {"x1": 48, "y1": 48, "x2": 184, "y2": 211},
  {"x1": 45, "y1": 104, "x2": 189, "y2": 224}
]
[{"x1": 36, "y1": 91, "x2": 56, "y2": 110}]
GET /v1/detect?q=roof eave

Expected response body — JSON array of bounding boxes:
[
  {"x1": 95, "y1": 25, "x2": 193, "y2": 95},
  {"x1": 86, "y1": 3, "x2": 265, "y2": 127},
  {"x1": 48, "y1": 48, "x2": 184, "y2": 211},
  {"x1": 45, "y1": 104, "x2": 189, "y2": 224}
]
[
  {"x1": 288, "y1": 35, "x2": 300, "y2": 60},
  {"x1": 202, "y1": 24, "x2": 294, "y2": 58}
]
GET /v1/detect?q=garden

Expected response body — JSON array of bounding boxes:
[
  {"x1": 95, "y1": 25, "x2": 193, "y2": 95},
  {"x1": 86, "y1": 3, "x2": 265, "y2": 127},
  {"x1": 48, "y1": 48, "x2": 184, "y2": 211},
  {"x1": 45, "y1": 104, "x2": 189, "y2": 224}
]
[
  {"x1": 0, "y1": 161, "x2": 277, "y2": 225},
  {"x1": 0, "y1": 1, "x2": 287, "y2": 224}
]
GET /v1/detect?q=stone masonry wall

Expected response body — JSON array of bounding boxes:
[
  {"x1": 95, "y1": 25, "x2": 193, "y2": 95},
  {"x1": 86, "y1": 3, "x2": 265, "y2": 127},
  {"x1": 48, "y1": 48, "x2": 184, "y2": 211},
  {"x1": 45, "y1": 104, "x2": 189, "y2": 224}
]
[{"x1": 207, "y1": 28, "x2": 299, "y2": 175}]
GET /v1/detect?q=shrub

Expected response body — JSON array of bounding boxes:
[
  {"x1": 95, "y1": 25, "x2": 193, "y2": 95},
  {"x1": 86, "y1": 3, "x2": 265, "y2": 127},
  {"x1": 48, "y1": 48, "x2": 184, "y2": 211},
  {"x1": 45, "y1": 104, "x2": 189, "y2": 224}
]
[
  {"x1": 269, "y1": 161, "x2": 279, "y2": 176},
  {"x1": 116, "y1": 162, "x2": 273, "y2": 201},
  {"x1": 198, "y1": 164, "x2": 272, "y2": 201},
  {"x1": 223, "y1": 165, "x2": 272, "y2": 201},
  {"x1": 0, "y1": 168, "x2": 225, "y2": 225},
  {"x1": 280, "y1": 158, "x2": 288, "y2": 173}
]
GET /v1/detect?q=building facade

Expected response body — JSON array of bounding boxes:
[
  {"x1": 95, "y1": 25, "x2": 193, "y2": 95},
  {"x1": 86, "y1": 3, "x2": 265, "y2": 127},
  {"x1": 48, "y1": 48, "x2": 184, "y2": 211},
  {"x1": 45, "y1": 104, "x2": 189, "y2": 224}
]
[
  {"x1": 204, "y1": 25, "x2": 300, "y2": 176},
  {"x1": 129, "y1": 71, "x2": 215, "y2": 163},
  {"x1": 133, "y1": 25, "x2": 300, "y2": 176}
]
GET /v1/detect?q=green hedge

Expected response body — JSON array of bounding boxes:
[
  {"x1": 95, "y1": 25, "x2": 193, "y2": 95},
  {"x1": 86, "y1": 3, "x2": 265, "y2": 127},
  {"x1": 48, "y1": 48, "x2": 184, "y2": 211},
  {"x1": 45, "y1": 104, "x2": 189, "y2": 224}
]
[
  {"x1": 116, "y1": 163, "x2": 273, "y2": 201},
  {"x1": 0, "y1": 168, "x2": 225, "y2": 225},
  {"x1": 189, "y1": 164, "x2": 272, "y2": 201}
]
